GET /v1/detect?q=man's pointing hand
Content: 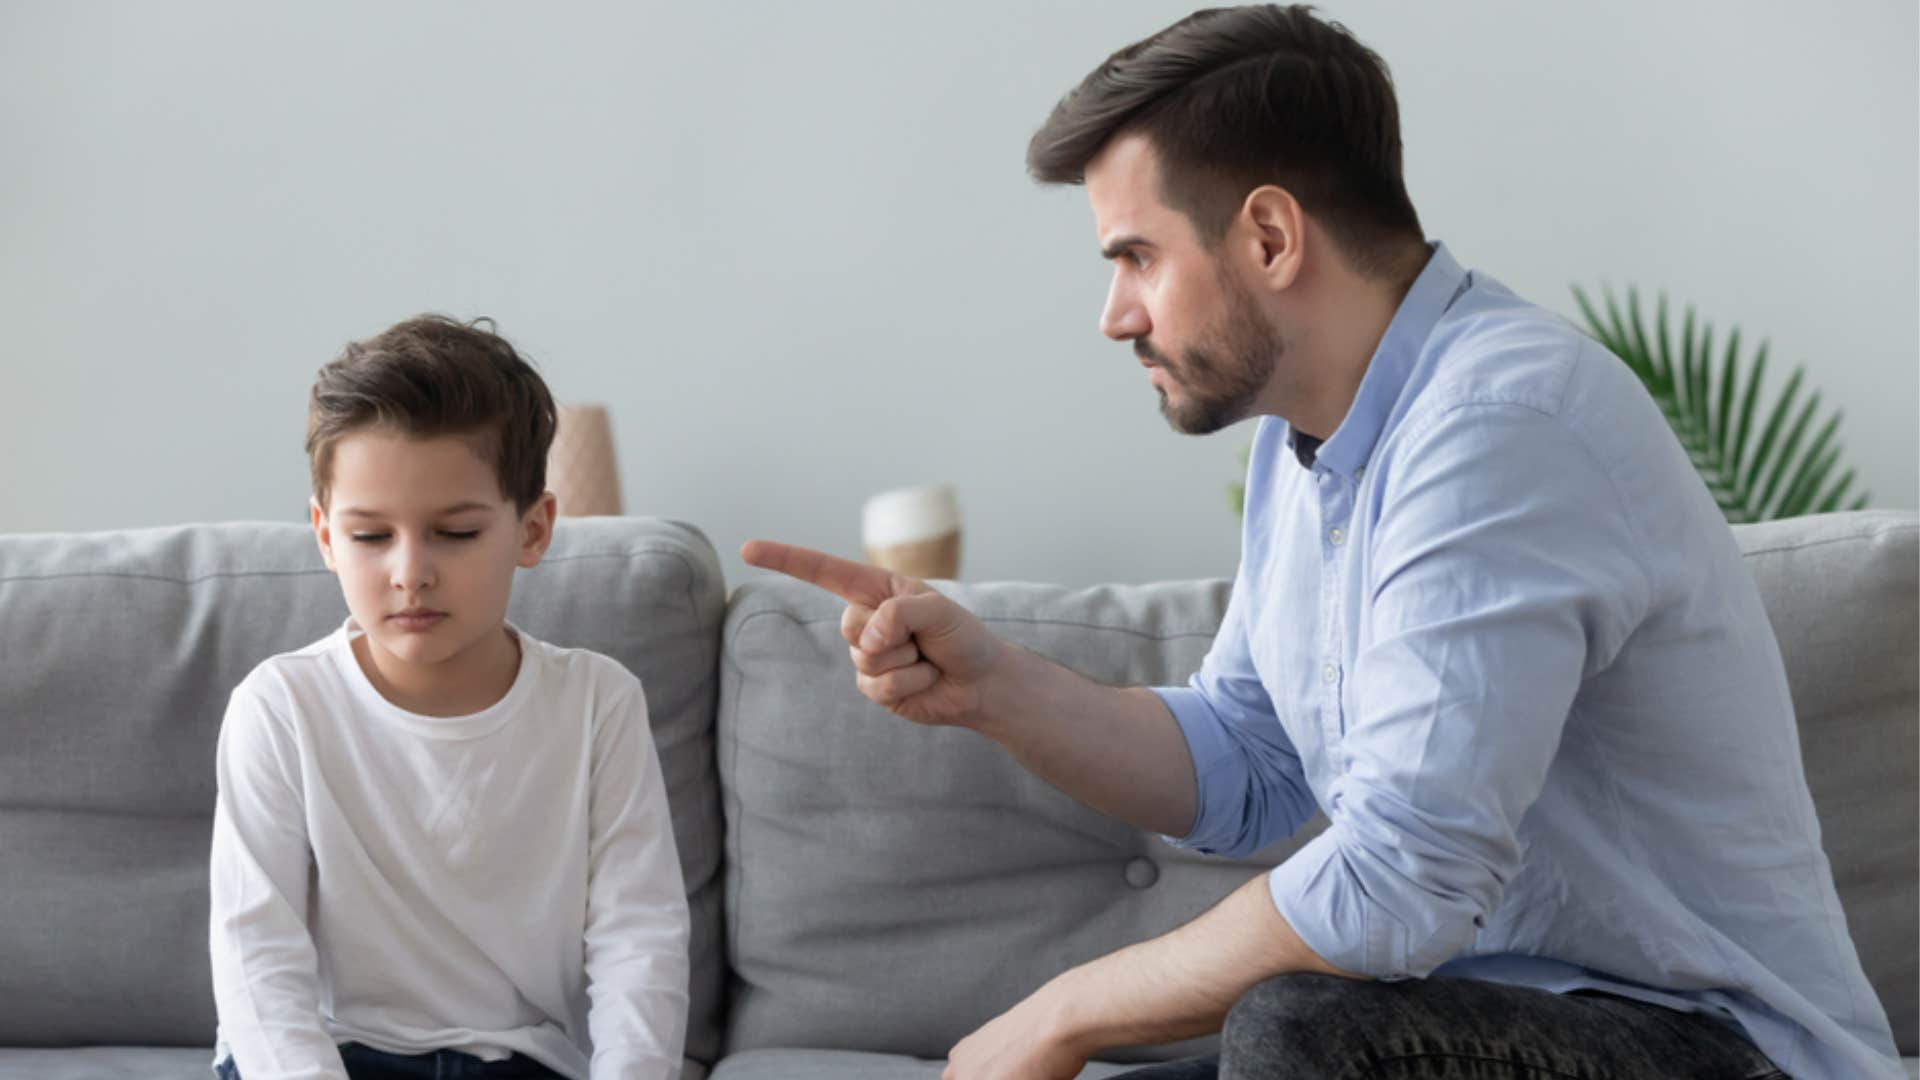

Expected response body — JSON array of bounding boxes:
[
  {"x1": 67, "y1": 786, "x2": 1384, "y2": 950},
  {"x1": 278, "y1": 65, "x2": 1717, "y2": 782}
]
[{"x1": 741, "y1": 540, "x2": 1006, "y2": 729}]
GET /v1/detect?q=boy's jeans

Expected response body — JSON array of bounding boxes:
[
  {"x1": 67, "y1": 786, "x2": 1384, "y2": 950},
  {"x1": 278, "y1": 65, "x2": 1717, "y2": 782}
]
[
  {"x1": 1110, "y1": 974, "x2": 1788, "y2": 1079},
  {"x1": 217, "y1": 1041, "x2": 564, "y2": 1079}
]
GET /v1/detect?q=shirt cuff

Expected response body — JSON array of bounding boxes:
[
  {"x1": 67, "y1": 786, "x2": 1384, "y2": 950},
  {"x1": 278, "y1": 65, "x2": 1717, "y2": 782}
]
[
  {"x1": 1265, "y1": 826, "x2": 1406, "y2": 979},
  {"x1": 1149, "y1": 685, "x2": 1240, "y2": 850}
]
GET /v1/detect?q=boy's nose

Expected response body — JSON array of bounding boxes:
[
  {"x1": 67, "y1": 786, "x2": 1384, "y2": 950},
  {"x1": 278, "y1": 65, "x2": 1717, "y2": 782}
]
[{"x1": 392, "y1": 544, "x2": 435, "y2": 592}]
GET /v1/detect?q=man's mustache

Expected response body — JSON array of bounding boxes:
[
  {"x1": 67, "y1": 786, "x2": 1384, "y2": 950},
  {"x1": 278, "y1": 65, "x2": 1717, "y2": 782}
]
[{"x1": 1134, "y1": 338, "x2": 1170, "y2": 366}]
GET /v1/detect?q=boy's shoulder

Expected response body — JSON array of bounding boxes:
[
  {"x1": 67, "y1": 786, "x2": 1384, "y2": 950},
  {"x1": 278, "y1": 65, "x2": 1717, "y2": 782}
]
[
  {"x1": 231, "y1": 626, "x2": 352, "y2": 708},
  {"x1": 219, "y1": 627, "x2": 358, "y2": 762},
  {"x1": 515, "y1": 629, "x2": 646, "y2": 701}
]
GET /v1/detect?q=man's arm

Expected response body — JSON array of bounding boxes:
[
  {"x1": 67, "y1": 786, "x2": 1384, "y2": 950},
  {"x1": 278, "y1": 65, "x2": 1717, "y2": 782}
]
[
  {"x1": 944, "y1": 873, "x2": 1356, "y2": 1080},
  {"x1": 973, "y1": 646, "x2": 1197, "y2": 838}
]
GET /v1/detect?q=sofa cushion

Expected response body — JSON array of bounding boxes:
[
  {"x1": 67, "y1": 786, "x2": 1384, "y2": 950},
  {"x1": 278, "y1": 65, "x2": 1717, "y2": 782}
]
[
  {"x1": 717, "y1": 510, "x2": 1917, "y2": 1061},
  {"x1": 708, "y1": 1048, "x2": 1141, "y2": 1080},
  {"x1": 0, "y1": 517, "x2": 730, "y2": 1066},
  {"x1": 717, "y1": 576, "x2": 1321, "y2": 1064},
  {"x1": 0, "y1": 1048, "x2": 715, "y2": 1080},
  {"x1": 0, "y1": 1047, "x2": 215, "y2": 1079},
  {"x1": 1733, "y1": 510, "x2": 1918, "y2": 1053}
]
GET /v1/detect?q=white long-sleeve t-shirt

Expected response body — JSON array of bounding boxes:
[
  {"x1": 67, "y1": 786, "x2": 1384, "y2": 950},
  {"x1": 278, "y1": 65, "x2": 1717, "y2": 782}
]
[{"x1": 209, "y1": 621, "x2": 690, "y2": 1080}]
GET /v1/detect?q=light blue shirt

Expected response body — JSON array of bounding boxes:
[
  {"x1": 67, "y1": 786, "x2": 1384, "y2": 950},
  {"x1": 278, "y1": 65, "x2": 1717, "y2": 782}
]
[{"x1": 1154, "y1": 244, "x2": 1900, "y2": 1079}]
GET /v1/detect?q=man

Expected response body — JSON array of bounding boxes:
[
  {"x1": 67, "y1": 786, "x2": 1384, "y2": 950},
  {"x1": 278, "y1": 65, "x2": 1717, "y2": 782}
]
[{"x1": 745, "y1": 6, "x2": 1901, "y2": 1078}]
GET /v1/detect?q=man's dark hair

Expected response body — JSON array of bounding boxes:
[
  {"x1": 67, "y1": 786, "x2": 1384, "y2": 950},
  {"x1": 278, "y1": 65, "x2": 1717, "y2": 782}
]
[
  {"x1": 1027, "y1": 5, "x2": 1423, "y2": 277},
  {"x1": 306, "y1": 315, "x2": 558, "y2": 513}
]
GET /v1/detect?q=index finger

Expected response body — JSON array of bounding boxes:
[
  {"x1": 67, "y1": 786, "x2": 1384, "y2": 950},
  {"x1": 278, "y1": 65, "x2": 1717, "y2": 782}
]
[{"x1": 741, "y1": 540, "x2": 893, "y2": 607}]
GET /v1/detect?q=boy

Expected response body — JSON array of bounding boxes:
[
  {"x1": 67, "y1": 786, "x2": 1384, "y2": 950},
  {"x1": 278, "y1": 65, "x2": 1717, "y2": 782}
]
[{"x1": 209, "y1": 316, "x2": 689, "y2": 1079}]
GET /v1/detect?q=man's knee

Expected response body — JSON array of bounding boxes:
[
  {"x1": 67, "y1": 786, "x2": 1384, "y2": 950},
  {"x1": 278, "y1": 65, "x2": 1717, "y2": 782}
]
[{"x1": 1220, "y1": 972, "x2": 1360, "y2": 1075}]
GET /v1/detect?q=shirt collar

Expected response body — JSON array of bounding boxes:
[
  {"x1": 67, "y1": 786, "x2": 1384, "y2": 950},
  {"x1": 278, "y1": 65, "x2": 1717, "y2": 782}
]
[{"x1": 1309, "y1": 241, "x2": 1469, "y2": 480}]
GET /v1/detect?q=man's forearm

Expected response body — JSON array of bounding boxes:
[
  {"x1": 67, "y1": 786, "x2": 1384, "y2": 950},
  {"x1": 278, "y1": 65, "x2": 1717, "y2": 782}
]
[
  {"x1": 971, "y1": 642, "x2": 1198, "y2": 837},
  {"x1": 1049, "y1": 874, "x2": 1359, "y2": 1054}
]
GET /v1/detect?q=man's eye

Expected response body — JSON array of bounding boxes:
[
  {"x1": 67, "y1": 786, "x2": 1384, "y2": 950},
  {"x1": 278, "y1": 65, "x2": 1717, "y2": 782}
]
[
  {"x1": 350, "y1": 533, "x2": 390, "y2": 544},
  {"x1": 440, "y1": 530, "x2": 480, "y2": 540},
  {"x1": 1129, "y1": 251, "x2": 1150, "y2": 269}
]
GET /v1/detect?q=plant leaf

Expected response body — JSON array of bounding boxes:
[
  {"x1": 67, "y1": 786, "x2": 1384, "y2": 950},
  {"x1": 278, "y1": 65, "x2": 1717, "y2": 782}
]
[
  {"x1": 1711, "y1": 323, "x2": 1734, "y2": 475},
  {"x1": 1728, "y1": 336, "x2": 1760, "y2": 488},
  {"x1": 1775, "y1": 413, "x2": 1843, "y2": 518},
  {"x1": 1755, "y1": 389, "x2": 1821, "y2": 518},
  {"x1": 1691, "y1": 315, "x2": 1712, "y2": 451},
  {"x1": 1628, "y1": 290, "x2": 1667, "y2": 394},
  {"x1": 1742, "y1": 366, "x2": 1802, "y2": 511},
  {"x1": 1814, "y1": 468, "x2": 1857, "y2": 515}
]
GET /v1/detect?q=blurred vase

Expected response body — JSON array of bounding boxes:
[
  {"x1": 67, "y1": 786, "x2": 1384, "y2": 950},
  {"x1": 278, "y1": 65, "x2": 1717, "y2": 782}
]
[
  {"x1": 547, "y1": 404, "x2": 623, "y2": 517},
  {"x1": 862, "y1": 483, "x2": 961, "y2": 580}
]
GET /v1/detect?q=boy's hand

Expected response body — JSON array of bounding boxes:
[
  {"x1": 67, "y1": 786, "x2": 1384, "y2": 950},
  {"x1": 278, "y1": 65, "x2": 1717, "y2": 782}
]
[{"x1": 741, "y1": 541, "x2": 1007, "y2": 729}]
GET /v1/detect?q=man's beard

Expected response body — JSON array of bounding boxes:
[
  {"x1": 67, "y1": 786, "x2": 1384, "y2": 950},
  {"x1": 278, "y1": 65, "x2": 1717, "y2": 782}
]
[{"x1": 1134, "y1": 275, "x2": 1279, "y2": 436}]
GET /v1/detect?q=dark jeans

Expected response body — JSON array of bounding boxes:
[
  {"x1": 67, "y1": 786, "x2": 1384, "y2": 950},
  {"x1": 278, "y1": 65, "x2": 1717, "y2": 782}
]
[
  {"x1": 1110, "y1": 974, "x2": 1789, "y2": 1079},
  {"x1": 217, "y1": 1041, "x2": 563, "y2": 1079}
]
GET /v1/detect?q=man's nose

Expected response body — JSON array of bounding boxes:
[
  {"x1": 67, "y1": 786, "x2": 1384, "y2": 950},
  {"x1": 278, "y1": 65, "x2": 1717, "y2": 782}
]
[{"x1": 1100, "y1": 275, "x2": 1149, "y2": 341}]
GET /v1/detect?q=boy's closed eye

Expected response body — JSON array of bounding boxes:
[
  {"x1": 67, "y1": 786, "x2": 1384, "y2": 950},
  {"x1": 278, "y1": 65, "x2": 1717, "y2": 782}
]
[{"x1": 347, "y1": 529, "x2": 483, "y2": 543}]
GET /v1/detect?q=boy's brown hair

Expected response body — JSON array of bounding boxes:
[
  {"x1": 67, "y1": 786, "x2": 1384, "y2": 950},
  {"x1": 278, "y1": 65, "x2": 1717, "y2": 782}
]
[{"x1": 306, "y1": 315, "x2": 558, "y2": 513}]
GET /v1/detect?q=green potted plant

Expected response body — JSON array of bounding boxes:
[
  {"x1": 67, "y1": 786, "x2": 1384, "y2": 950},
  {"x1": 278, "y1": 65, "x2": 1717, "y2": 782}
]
[{"x1": 1573, "y1": 286, "x2": 1868, "y2": 522}]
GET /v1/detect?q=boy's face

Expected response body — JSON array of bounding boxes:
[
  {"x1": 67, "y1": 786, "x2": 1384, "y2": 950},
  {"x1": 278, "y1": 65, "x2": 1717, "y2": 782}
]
[{"x1": 311, "y1": 428, "x2": 555, "y2": 681}]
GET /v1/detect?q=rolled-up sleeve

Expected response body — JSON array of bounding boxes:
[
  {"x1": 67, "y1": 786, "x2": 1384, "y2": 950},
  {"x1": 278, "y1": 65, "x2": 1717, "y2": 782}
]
[
  {"x1": 1152, "y1": 562, "x2": 1318, "y2": 859},
  {"x1": 1269, "y1": 402, "x2": 1649, "y2": 978}
]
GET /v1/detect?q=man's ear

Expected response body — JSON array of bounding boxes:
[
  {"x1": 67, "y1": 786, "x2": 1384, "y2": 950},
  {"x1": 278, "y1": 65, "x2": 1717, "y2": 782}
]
[
  {"x1": 516, "y1": 490, "x2": 559, "y2": 569},
  {"x1": 311, "y1": 497, "x2": 338, "y2": 573},
  {"x1": 1240, "y1": 185, "x2": 1306, "y2": 292}
]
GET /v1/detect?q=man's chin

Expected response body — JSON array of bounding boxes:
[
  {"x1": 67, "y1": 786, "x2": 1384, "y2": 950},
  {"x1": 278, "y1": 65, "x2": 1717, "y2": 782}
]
[{"x1": 1158, "y1": 392, "x2": 1234, "y2": 436}]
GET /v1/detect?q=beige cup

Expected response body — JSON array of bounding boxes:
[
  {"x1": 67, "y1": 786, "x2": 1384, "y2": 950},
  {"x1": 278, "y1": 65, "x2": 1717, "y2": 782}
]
[
  {"x1": 863, "y1": 484, "x2": 961, "y2": 580},
  {"x1": 547, "y1": 404, "x2": 623, "y2": 517}
]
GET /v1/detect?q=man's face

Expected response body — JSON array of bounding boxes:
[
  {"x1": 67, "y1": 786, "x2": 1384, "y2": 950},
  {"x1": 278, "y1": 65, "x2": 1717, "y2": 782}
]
[
  {"x1": 312, "y1": 429, "x2": 542, "y2": 680},
  {"x1": 1085, "y1": 134, "x2": 1279, "y2": 435}
]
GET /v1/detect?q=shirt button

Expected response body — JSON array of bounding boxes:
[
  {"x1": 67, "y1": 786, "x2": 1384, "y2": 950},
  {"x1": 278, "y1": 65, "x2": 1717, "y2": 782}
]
[
  {"x1": 1123, "y1": 857, "x2": 1160, "y2": 889},
  {"x1": 1328, "y1": 527, "x2": 1345, "y2": 546},
  {"x1": 1322, "y1": 663, "x2": 1339, "y2": 684}
]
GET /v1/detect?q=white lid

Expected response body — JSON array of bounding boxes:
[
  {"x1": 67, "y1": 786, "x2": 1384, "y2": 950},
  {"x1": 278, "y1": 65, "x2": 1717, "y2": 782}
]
[{"x1": 861, "y1": 484, "x2": 960, "y2": 546}]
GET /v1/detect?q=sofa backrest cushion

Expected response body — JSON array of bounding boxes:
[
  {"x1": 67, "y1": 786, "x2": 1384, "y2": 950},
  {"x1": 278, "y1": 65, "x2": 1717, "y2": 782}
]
[
  {"x1": 718, "y1": 576, "x2": 1322, "y2": 1065},
  {"x1": 716, "y1": 510, "x2": 1917, "y2": 1059},
  {"x1": 1735, "y1": 511, "x2": 1917, "y2": 1052},
  {"x1": 0, "y1": 517, "x2": 730, "y2": 1063}
]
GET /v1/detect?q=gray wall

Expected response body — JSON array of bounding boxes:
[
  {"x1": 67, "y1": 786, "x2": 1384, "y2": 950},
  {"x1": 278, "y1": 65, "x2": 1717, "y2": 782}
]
[{"x1": 3, "y1": 2, "x2": 1914, "y2": 586}]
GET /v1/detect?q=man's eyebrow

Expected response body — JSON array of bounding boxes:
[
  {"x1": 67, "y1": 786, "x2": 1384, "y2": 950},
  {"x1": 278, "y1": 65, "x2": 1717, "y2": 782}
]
[{"x1": 1100, "y1": 234, "x2": 1150, "y2": 260}]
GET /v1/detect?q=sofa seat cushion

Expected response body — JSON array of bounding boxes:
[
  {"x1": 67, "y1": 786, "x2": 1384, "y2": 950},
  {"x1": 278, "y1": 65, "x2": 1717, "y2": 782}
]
[
  {"x1": 0, "y1": 1047, "x2": 214, "y2": 1079},
  {"x1": 709, "y1": 1048, "x2": 1143, "y2": 1080},
  {"x1": 0, "y1": 1049, "x2": 713, "y2": 1080}
]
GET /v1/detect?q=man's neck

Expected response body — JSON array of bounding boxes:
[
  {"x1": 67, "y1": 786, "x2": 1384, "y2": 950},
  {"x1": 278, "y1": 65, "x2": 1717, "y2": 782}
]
[{"x1": 1280, "y1": 250, "x2": 1426, "y2": 441}]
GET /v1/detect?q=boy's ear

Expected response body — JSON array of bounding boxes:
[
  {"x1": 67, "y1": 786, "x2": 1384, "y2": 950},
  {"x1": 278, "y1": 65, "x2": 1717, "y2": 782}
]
[
  {"x1": 516, "y1": 490, "x2": 559, "y2": 569},
  {"x1": 311, "y1": 497, "x2": 339, "y2": 573}
]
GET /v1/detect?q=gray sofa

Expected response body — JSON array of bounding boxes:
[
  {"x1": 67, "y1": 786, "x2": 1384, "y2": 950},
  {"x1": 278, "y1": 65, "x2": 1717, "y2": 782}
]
[{"x1": 1, "y1": 511, "x2": 1913, "y2": 1079}]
